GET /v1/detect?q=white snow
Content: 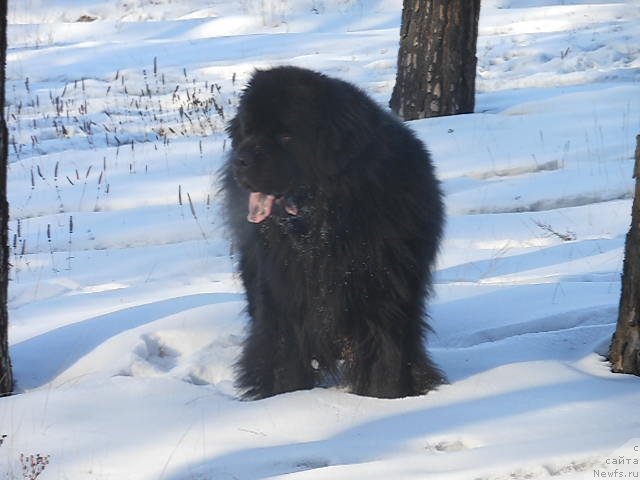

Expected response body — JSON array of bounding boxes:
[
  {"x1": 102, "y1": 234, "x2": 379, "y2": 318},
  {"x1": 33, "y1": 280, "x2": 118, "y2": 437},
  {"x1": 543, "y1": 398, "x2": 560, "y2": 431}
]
[{"x1": 3, "y1": 0, "x2": 640, "y2": 478}]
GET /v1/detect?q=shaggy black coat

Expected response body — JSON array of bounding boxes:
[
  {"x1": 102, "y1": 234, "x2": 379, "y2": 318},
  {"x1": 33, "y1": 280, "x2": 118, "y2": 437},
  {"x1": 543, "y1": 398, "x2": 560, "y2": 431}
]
[{"x1": 221, "y1": 66, "x2": 444, "y2": 399}]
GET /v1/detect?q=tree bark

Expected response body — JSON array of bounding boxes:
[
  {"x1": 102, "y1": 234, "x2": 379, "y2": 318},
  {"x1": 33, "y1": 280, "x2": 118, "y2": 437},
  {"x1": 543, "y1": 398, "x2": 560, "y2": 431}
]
[
  {"x1": 609, "y1": 134, "x2": 640, "y2": 375},
  {"x1": 390, "y1": 0, "x2": 481, "y2": 120},
  {"x1": 0, "y1": 0, "x2": 13, "y2": 395}
]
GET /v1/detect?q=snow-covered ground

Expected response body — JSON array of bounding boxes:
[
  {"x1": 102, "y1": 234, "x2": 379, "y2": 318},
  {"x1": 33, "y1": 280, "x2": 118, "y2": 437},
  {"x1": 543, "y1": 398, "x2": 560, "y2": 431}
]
[{"x1": 3, "y1": 0, "x2": 640, "y2": 478}]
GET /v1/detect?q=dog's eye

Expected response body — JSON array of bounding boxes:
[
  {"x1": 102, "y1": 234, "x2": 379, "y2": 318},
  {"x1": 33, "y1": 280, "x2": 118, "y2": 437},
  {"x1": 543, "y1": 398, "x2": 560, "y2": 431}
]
[{"x1": 278, "y1": 134, "x2": 293, "y2": 145}]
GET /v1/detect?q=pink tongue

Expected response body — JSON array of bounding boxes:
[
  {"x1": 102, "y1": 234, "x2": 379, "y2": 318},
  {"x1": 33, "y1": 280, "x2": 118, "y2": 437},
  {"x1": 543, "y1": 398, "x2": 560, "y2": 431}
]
[{"x1": 247, "y1": 192, "x2": 276, "y2": 223}]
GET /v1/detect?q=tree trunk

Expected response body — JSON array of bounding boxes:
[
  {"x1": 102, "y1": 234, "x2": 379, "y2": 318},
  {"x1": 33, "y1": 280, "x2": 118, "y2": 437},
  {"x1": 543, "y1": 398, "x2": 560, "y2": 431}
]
[
  {"x1": 390, "y1": 0, "x2": 481, "y2": 120},
  {"x1": 0, "y1": 0, "x2": 13, "y2": 395},
  {"x1": 609, "y1": 134, "x2": 640, "y2": 375}
]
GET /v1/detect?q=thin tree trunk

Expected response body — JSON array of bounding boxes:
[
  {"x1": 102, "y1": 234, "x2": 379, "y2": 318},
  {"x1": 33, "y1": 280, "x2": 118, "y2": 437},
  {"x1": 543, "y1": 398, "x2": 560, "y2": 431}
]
[
  {"x1": 0, "y1": 0, "x2": 13, "y2": 395},
  {"x1": 609, "y1": 134, "x2": 640, "y2": 375},
  {"x1": 390, "y1": 0, "x2": 480, "y2": 120}
]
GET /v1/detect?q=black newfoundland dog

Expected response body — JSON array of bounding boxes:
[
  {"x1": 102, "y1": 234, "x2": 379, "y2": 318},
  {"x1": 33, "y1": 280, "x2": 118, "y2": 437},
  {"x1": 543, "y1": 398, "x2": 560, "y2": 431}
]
[{"x1": 221, "y1": 66, "x2": 444, "y2": 399}]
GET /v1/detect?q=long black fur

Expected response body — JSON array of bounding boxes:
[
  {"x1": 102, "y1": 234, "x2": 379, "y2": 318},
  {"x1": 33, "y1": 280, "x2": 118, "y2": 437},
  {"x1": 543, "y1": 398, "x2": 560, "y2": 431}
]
[{"x1": 221, "y1": 66, "x2": 445, "y2": 399}]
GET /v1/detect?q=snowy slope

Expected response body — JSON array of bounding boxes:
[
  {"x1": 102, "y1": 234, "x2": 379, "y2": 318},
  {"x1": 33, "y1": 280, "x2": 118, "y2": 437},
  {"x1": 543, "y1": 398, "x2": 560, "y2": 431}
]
[{"x1": 3, "y1": 0, "x2": 640, "y2": 478}]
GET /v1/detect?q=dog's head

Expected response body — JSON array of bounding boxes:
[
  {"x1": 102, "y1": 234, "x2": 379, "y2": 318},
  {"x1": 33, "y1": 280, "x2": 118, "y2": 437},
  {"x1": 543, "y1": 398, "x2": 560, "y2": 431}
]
[{"x1": 227, "y1": 66, "x2": 380, "y2": 223}]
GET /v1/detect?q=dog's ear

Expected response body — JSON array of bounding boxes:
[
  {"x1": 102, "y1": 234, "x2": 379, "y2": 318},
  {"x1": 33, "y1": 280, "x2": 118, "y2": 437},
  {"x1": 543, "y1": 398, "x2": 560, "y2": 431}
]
[{"x1": 315, "y1": 83, "x2": 380, "y2": 176}]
